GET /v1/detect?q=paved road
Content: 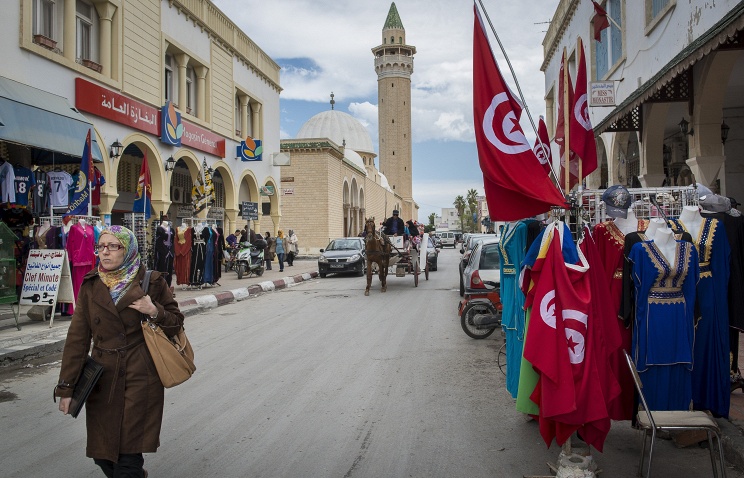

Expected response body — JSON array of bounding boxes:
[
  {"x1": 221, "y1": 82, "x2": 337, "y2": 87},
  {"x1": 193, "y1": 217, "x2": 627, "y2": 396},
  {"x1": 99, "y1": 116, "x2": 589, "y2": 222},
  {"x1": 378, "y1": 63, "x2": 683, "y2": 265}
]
[{"x1": 0, "y1": 249, "x2": 740, "y2": 477}]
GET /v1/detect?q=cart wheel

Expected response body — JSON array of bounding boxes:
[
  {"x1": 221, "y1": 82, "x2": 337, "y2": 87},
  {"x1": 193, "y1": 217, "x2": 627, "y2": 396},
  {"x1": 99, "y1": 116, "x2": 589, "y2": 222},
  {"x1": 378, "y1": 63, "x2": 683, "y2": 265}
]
[
  {"x1": 425, "y1": 260, "x2": 429, "y2": 280},
  {"x1": 414, "y1": 262, "x2": 419, "y2": 287}
]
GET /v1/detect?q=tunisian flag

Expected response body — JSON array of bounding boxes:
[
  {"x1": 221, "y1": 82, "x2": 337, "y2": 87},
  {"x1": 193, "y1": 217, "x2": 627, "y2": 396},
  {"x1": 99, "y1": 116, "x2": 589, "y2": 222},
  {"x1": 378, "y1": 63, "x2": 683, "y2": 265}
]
[
  {"x1": 570, "y1": 43, "x2": 598, "y2": 179},
  {"x1": 555, "y1": 54, "x2": 578, "y2": 190},
  {"x1": 592, "y1": 1, "x2": 611, "y2": 41},
  {"x1": 533, "y1": 115, "x2": 553, "y2": 176},
  {"x1": 473, "y1": 6, "x2": 565, "y2": 221},
  {"x1": 523, "y1": 223, "x2": 613, "y2": 451}
]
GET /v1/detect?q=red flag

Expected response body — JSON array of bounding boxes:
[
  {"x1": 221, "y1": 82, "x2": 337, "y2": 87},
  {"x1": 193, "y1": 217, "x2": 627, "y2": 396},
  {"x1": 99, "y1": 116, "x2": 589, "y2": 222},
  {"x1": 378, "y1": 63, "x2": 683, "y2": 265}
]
[
  {"x1": 532, "y1": 116, "x2": 553, "y2": 176},
  {"x1": 570, "y1": 43, "x2": 598, "y2": 178},
  {"x1": 133, "y1": 152, "x2": 152, "y2": 219},
  {"x1": 555, "y1": 54, "x2": 578, "y2": 190},
  {"x1": 523, "y1": 223, "x2": 612, "y2": 451},
  {"x1": 473, "y1": 6, "x2": 565, "y2": 221},
  {"x1": 592, "y1": 1, "x2": 610, "y2": 41}
]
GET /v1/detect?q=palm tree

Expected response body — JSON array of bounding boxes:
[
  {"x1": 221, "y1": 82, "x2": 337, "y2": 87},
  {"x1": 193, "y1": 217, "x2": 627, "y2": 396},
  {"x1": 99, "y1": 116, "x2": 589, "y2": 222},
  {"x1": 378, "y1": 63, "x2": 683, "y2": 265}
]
[
  {"x1": 466, "y1": 189, "x2": 479, "y2": 232},
  {"x1": 428, "y1": 213, "x2": 436, "y2": 226},
  {"x1": 453, "y1": 195, "x2": 466, "y2": 233}
]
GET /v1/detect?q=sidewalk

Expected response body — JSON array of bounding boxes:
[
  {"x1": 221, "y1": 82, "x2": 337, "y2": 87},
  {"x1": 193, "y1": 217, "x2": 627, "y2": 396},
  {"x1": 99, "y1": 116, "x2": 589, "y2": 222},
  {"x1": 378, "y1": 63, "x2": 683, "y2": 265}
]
[{"x1": 0, "y1": 258, "x2": 319, "y2": 367}]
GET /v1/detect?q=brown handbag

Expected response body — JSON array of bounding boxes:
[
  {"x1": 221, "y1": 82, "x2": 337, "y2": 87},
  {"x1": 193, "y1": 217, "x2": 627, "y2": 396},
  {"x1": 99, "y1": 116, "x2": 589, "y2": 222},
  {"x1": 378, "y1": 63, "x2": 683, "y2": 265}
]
[{"x1": 141, "y1": 271, "x2": 196, "y2": 388}]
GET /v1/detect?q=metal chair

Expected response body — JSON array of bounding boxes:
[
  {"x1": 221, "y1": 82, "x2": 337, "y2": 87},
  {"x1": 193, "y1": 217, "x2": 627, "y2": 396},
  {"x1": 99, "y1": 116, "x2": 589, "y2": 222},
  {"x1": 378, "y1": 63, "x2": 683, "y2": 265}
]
[{"x1": 624, "y1": 350, "x2": 726, "y2": 477}]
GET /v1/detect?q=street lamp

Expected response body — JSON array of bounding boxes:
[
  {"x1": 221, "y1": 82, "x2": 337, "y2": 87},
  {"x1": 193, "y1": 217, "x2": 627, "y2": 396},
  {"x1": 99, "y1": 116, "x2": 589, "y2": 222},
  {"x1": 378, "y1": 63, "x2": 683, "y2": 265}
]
[
  {"x1": 109, "y1": 139, "x2": 123, "y2": 159},
  {"x1": 165, "y1": 156, "x2": 176, "y2": 171},
  {"x1": 721, "y1": 121, "x2": 730, "y2": 144},
  {"x1": 678, "y1": 118, "x2": 694, "y2": 137}
]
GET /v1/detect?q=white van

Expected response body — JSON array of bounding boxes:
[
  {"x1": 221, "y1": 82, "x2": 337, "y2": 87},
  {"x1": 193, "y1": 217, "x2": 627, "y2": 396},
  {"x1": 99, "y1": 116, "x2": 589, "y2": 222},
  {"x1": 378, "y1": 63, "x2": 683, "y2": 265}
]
[{"x1": 439, "y1": 231, "x2": 456, "y2": 248}]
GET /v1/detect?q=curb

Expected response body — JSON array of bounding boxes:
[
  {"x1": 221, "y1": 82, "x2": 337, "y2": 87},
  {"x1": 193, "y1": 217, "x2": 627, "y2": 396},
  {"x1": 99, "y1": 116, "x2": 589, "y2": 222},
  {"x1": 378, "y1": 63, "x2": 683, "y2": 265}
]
[{"x1": 0, "y1": 271, "x2": 318, "y2": 366}]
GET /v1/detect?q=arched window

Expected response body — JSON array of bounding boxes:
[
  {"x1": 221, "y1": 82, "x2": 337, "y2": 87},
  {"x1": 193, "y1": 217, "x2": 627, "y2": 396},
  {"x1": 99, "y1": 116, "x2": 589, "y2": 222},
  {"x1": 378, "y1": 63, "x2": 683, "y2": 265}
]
[
  {"x1": 390, "y1": 36, "x2": 394, "y2": 43},
  {"x1": 399, "y1": 36, "x2": 402, "y2": 44}
]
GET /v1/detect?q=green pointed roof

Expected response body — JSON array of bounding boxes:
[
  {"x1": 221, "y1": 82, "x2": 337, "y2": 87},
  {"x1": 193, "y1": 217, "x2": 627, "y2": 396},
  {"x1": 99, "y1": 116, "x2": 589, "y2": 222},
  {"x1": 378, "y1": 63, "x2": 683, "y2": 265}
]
[{"x1": 383, "y1": 2, "x2": 404, "y2": 30}]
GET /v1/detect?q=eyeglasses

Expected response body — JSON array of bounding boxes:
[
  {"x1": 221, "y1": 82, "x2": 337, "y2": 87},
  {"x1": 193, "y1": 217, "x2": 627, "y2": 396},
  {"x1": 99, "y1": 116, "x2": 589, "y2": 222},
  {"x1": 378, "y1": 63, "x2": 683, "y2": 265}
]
[{"x1": 94, "y1": 243, "x2": 125, "y2": 253}]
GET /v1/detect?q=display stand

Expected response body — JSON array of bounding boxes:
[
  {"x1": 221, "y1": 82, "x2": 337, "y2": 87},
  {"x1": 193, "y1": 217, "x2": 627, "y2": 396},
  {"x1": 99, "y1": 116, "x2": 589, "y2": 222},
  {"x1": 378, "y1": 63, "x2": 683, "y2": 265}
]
[
  {"x1": 0, "y1": 222, "x2": 20, "y2": 330},
  {"x1": 19, "y1": 249, "x2": 74, "y2": 327},
  {"x1": 124, "y1": 212, "x2": 149, "y2": 262}
]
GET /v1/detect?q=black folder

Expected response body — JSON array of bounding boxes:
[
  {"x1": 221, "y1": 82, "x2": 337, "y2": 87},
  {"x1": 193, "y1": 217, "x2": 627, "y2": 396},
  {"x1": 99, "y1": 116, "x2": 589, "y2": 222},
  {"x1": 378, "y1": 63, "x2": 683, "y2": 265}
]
[{"x1": 69, "y1": 357, "x2": 104, "y2": 419}]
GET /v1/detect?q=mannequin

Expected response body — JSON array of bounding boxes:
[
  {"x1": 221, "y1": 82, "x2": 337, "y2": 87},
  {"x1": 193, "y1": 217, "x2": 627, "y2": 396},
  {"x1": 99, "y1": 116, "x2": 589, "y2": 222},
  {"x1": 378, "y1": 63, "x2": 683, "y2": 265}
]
[
  {"x1": 678, "y1": 206, "x2": 703, "y2": 237},
  {"x1": 62, "y1": 219, "x2": 73, "y2": 235},
  {"x1": 613, "y1": 209, "x2": 639, "y2": 235},
  {"x1": 161, "y1": 220, "x2": 170, "y2": 230},
  {"x1": 37, "y1": 219, "x2": 51, "y2": 236},
  {"x1": 653, "y1": 228, "x2": 676, "y2": 264},
  {"x1": 644, "y1": 218, "x2": 667, "y2": 239}
]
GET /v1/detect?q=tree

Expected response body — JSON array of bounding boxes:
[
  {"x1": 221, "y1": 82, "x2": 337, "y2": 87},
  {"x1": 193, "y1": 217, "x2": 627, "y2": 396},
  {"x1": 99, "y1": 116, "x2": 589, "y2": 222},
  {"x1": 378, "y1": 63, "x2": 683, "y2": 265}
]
[
  {"x1": 453, "y1": 195, "x2": 466, "y2": 233},
  {"x1": 466, "y1": 189, "x2": 479, "y2": 232},
  {"x1": 428, "y1": 213, "x2": 436, "y2": 226}
]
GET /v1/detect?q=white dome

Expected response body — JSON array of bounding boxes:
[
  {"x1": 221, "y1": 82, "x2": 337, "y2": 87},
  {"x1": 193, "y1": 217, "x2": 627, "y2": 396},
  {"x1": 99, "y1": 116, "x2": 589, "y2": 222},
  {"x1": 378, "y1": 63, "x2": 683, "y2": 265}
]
[
  {"x1": 379, "y1": 172, "x2": 393, "y2": 192},
  {"x1": 297, "y1": 110, "x2": 375, "y2": 155},
  {"x1": 344, "y1": 149, "x2": 367, "y2": 175}
]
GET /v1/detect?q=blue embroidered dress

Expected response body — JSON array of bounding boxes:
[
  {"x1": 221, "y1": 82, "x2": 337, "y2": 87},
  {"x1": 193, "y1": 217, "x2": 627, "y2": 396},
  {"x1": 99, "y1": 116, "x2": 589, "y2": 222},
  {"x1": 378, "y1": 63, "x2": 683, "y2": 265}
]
[
  {"x1": 629, "y1": 239, "x2": 698, "y2": 411},
  {"x1": 670, "y1": 217, "x2": 731, "y2": 417},
  {"x1": 499, "y1": 221, "x2": 529, "y2": 398}
]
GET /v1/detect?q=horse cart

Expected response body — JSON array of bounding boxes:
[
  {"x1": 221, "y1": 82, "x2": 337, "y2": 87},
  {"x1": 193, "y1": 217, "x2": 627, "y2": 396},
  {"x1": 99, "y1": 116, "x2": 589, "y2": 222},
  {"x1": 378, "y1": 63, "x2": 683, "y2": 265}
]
[{"x1": 363, "y1": 218, "x2": 430, "y2": 295}]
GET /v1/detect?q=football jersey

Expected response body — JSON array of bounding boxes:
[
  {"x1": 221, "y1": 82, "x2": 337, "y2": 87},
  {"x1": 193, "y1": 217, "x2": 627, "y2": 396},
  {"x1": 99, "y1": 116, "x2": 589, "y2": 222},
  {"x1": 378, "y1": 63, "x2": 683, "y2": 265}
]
[
  {"x1": 13, "y1": 166, "x2": 36, "y2": 207},
  {"x1": 0, "y1": 161, "x2": 16, "y2": 202},
  {"x1": 47, "y1": 170, "x2": 74, "y2": 207},
  {"x1": 33, "y1": 169, "x2": 50, "y2": 215}
]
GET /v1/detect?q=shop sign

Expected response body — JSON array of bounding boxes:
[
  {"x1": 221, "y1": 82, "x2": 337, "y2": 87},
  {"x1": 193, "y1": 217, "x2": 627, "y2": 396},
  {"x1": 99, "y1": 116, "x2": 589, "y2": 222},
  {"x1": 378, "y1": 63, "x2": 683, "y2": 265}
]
[
  {"x1": 160, "y1": 101, "x2": 183, "y2": 146},
  {"x1": 20, "y1": 250, "x2": 74, "y2": 316},
  {"x1": 240, "y1": 201, "x2": 259, "y2": 220},
  {"x1": 75, "y1": 78, "x2": 159, "y2": 135},
  {"x1": 259, "y1": 185, "x2": 275, "y2": 196},
  {"x1": 182, "y1": 121, "x2": 226, "y2": 158},
  {"x1": 207, "y1": 206, "x2": 224, "y2": 219},
  {"x1": 282, "y1": 188, "x2": 294, "y2": 195},
  {"x1": 590, "y1": 81, "x2": 616, "y2": 106},
  {"x1": 176, "y1": 205, "x2": 192, "y2": 218},
  {"x1": 236, "y1": 136, "x2": 263, "y2": 161},
  {"x1": 281, "y1": 177, "x2": 294, "y2": 182}
]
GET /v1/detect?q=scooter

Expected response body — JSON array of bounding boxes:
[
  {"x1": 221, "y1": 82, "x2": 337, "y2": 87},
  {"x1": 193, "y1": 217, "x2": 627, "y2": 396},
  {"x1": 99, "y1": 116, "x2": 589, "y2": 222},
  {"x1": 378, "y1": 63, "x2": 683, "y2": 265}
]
[
  {"x1": 235, "y1": 241, "x2": 265, "y2": 279},
  {"x1": 458, "y1": 280, "x2": 502, "y2": 339}
]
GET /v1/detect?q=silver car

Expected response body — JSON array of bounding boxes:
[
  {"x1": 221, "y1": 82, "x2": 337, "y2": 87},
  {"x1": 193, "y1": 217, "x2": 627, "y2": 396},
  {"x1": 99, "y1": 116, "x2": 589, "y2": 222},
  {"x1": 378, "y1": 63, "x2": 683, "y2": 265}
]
[{"x1": 461, "y1": 238, "x2": 501, "y2": 296}]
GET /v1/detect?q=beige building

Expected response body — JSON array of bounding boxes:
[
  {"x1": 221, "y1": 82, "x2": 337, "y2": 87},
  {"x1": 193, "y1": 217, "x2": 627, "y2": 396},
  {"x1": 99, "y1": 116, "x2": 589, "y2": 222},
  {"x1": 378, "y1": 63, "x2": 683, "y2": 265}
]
[
  {"x1": 1, "y1": 0, "x2": 282, "y2": 235},
  {"x1": 279, "y1": 2, "x2": 418, "y2": 253}
]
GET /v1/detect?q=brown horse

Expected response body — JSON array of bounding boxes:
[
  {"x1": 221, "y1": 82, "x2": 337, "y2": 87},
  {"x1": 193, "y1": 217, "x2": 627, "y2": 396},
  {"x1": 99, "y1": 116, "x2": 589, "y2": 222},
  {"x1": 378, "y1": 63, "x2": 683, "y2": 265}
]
[{"x1": 363, "y1": 217, "x2": 391, "y2": 296}]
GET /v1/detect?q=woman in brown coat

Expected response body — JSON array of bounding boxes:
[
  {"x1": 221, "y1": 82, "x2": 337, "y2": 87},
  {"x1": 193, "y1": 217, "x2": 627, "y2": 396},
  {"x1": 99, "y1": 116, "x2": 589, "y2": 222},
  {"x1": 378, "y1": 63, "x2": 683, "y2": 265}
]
[{"x1": 55, "y1": 225, "x2": 184, "y2": 477}]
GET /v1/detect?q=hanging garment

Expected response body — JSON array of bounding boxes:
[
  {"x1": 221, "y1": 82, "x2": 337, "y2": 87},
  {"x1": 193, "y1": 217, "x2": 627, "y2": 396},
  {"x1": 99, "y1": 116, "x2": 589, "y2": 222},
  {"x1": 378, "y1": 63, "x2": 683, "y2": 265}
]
[
  {"x1": 593, "y1": 220, "x2": 635, "y2": 421},
  {"x1": 670, "y1": 217, "x2": 731, "y2": 417},
  {"x1": 154, "y1": 226, "x2": 175, "y2": 287},
  {"x1": 0, "y1": 160, "x2": 16, "y2": 202},
  {"x1": 498, "y1": 221, "x2": 530, "y2": 399},
  {"x1": 33, "y1": 169, "x2": 50, "y2": 216},
  {"x1": 189, "y1": 227, "x2": 207, "y2": 285},
  {"x1": 66, "y1": 222, "x2": 96, "y2": 315},
  {"x1": 12, "y1": 165, "x2": 36, "y2": 207},
  {"x1": 213, "y1": 228, "x2": 223, "y2": 283},
  {"x1": 174, "y1": 227, "x2": 192, "y2": 286},
  {"x1": 47, "y1": 170, "x2": 73, "y2": 207},
  {"x1": 629, "y1": 239, "x2": 698, "y2": 411},
  {"x1": 516, "y1": 222, "x2": 578, "y2": 416},
  {"x1": 203, "y1": 227, "x2": 215, "y2": 284}
]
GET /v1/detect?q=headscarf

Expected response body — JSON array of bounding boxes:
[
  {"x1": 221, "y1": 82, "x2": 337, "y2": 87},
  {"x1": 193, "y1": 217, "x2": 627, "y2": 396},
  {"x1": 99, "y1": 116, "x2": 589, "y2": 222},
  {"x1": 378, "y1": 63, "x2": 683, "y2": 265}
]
[
  {"x1": 277, "y1": 230, "x2": 284, "y2": 238},
  {"x1": 98, "y1": 225, "x2": 141, "y2": 304}
]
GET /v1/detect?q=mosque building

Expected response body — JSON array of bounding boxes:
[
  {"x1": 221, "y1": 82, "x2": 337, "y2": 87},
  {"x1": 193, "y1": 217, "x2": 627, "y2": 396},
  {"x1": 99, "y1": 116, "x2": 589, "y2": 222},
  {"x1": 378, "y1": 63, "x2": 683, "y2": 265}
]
[{"x1": 279, "y1": 2, "x2": 418, "y2": 253}]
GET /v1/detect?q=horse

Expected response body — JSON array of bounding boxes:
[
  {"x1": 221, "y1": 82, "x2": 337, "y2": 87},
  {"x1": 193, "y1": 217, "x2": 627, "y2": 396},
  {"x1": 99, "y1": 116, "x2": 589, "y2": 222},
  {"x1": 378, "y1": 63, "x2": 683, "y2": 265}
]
[{"x1": 363, "y1": 217, "x2": 391, "y2": 296}]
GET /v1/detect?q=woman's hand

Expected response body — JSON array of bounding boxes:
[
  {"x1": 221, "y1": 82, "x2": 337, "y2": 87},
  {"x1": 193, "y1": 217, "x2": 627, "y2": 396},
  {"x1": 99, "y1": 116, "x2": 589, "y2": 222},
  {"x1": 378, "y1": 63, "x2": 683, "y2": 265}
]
[
  {"x1": 58, "y1": 397, "x2": 71, "y2": 414},
  {"x1": 129, "y1": 295, "x2": 158, "y2": 317}
]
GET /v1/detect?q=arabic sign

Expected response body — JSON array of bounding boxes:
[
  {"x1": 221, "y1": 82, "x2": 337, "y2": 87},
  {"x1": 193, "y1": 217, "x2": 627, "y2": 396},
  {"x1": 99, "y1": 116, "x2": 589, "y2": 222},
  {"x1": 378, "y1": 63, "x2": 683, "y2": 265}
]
[
  {"x1": 282, "y1": 188, "x2": 294, "y2": 195},
  {"x1": 207, "y1": 206, "x2": 224, "y2": 219},
  {"x1": 176, "y1": 205, "x2": 192, "y2": 217},
  {"x1": 75, "y1": 78, "x2": 159, "y2": 135},
  {"x1": 20, "y1": 250, "x2": 74, "y2": 325},
  {"x1": 241, "y1": 201, "x2": 258, "y2": 220},
  {"x1": 590, "y1": 81, "x2": 616, "y2": 106}
]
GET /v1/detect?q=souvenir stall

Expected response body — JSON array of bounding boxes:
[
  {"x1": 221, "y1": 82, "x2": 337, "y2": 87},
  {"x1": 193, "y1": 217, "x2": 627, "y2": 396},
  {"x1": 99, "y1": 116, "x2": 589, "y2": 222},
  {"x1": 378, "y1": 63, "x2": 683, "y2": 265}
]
[{"x1": 173, "y1": 218, "x2": 223, "y2": 290}]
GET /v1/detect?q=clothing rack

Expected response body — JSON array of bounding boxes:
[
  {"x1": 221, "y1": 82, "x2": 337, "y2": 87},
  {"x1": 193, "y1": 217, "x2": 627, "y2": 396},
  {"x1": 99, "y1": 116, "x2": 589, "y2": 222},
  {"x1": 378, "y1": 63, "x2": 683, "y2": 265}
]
[
  {"x1": 123, "y1": 213, "x2": 150, "y2": 262},
  {"x1": 180, "y1": 217, "x2": 218, "y2": 228},
  {"x1": 581, "y1": 186, "x2": 700, "y2": 225},
  {"x1": 50, "y1": 215, "x2": 99, "y2": 227}
]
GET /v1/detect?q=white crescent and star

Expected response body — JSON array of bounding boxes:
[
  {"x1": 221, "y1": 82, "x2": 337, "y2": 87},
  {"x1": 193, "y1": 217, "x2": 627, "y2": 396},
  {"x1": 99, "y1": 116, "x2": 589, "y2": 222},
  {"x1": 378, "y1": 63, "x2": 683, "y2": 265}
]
[
  {"x1": 573, "y1": 93, "x2": 592, "y2": 131},
  {"x1": 538, "y1": 288, "x2": 588, "y2": 364},
  {"x1": 482, "y1": 92, "x2": 531, "y2": 155}
]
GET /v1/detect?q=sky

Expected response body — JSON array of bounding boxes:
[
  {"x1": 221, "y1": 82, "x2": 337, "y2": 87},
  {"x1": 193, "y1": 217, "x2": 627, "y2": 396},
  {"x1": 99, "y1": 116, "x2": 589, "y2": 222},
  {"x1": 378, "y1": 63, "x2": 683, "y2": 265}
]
[{"x1": 212, "y1": 0, "x2": 559, "y2": 221}]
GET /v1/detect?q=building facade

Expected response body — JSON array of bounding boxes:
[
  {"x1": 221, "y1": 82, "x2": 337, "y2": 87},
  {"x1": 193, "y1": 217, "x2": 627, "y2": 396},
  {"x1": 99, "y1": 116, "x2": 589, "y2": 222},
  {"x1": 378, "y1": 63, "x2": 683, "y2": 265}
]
[
  {"x1": 1, "y1": 0, "x2": 282, "y2": 234},
  {"x1": 542, "y1": 0, "x2": 744, "y2": 203}
]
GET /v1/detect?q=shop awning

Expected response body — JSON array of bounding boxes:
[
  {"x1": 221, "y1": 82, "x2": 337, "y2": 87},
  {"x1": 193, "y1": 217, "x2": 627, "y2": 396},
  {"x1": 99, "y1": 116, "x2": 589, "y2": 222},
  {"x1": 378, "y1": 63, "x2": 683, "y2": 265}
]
[
  {"x1": 0, "y1": 76, "x2": 103, "y2": 161},
  {"x1": 595, "y1": 2, "x2": 744, "y2": 135}
]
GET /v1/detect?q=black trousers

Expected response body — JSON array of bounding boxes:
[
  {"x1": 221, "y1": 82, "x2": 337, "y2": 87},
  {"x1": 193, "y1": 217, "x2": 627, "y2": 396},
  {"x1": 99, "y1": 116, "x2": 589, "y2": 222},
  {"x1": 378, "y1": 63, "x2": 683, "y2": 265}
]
[
  {"x1": 287, "y1": 251, "x2": 295, "y2": 265},
  {"x1": 94, "y1": 453, "x2": 145, "y2": 478}
]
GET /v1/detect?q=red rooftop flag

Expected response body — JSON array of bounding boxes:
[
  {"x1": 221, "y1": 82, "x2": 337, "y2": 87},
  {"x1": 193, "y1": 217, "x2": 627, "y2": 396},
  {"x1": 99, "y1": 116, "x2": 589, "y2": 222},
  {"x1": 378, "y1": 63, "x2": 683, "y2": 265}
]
[
  {"x1": 592, "y1": 1, "x2": 610, "y2": 41},
  {"x1": 473, "y1": 5, "x2": 565, "y2": 220}
]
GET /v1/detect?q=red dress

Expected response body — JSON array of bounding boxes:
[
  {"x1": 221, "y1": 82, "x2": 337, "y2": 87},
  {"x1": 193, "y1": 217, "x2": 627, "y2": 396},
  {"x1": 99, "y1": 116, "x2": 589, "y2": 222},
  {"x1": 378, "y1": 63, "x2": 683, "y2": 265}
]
[
  {"x1": 66, "y1": 223, "x2": 96, "y2": 314},
  {"x1": 174, "y1": 227, "x2": 192, "y2": 285}
]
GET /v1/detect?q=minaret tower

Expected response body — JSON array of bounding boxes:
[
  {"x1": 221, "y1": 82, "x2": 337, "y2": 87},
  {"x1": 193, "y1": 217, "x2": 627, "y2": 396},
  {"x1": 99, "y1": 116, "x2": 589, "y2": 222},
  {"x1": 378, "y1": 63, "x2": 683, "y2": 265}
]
[{"x1": 372, "y1": 2, "x2": 416, "y2": 219}]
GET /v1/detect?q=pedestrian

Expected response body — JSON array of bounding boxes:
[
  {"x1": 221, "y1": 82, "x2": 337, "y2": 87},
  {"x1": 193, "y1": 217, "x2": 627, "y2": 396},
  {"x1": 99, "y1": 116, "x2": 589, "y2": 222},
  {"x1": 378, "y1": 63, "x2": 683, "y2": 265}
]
[
  {"x1": 226, "y1": 229, "x2": 239, "y2": 249},
  {"x1": 54, "y1": 225, "x2": 184, "y2": 478},
  {"x1": 275, "y1": 229, "x2": 288, "y2": 272},
  {"x1": 264, "y1": 231, "x2": 275, "y2": 270},
  {"x1": 286, "y1": 229, "x2": 299, "y2": 266}
]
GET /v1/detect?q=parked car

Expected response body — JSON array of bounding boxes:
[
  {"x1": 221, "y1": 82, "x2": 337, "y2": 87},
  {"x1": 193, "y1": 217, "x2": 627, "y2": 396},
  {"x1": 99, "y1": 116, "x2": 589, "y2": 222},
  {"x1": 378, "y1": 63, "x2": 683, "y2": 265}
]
[
  {"x1": 459, "y1": 234, "x2": 495, "y2": 296},
  {"x1": 461, "y1": 238, "x2": 501, "y2": 297},
  {"x1": 318, "y1": 237, "x2": 366, "y2": 278}
]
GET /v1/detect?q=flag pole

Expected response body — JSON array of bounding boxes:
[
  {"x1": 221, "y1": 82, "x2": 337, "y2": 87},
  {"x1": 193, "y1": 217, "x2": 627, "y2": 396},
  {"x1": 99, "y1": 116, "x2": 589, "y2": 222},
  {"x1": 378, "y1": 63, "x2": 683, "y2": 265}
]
[
  {"x1": 577, "y1": 39, "x2": 584, "y2": 193},
  {"x1": 563, "y1": 48, "x2": 570, "y2": 195},
  {"x1": 475, "y1": 0, "x2": 564, "y2": 195}
]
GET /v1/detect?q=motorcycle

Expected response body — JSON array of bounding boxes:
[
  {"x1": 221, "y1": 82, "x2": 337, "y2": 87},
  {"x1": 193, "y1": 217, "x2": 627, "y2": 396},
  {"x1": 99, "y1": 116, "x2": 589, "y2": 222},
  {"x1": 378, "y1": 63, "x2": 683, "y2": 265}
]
[
  {"x1": 235, "y1": 241, "x2": 265, "y2": 279},
  {"x1": 458, "y1": 279, "x2": 502, "y2": 339}
]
